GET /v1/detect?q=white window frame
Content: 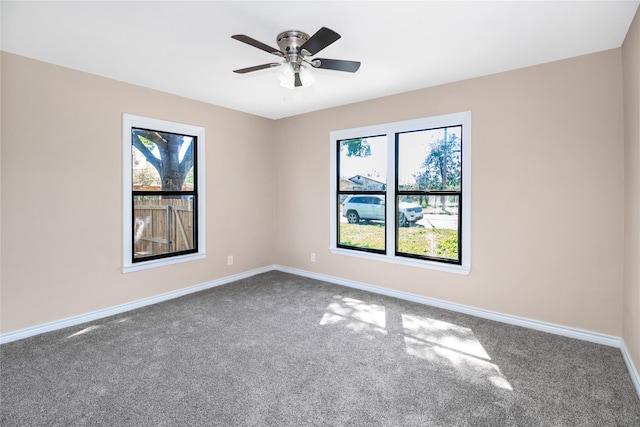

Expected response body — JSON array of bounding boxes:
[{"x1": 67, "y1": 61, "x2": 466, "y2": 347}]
[
  {"x1": 330, "y1": 111, "x2": 471, "y2": 274},
  {"x1": 122, "y1": 114, "x2": 206, "y2": 273}
]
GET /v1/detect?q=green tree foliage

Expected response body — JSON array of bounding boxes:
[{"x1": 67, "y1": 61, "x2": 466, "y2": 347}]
[
  {"x1": 132, "y1": 130, "x2": 194, "y2": 191},
  {"x1": 415, "y1": 132, "x2": 461, "y2": 191},
  {"x1": 341, "y1": 138, "x2": 370, "y2": 157}
]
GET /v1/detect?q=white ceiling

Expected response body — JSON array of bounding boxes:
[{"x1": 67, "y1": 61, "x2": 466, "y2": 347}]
[{"x1": 2, "y1": 1, "x2": 638, "y2": 120}]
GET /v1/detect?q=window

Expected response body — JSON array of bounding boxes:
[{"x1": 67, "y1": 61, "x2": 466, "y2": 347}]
[
  {"x1": 330, "y1": 112, "x2": 470, "y2": 274},
  {"x1": 123, "y1": 114, "x2": 205, "y2": 273},
  {"x1": 337, "y1": 135, "x2": 387, "y2": 253}
]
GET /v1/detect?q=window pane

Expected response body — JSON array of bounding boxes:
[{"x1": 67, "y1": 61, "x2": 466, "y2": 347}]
[
  {"x1": 397, "y1": 195, "x2": 459, "y2": 262},
  {"x1": 397, "y1": 195, "x2": 425, "y2": 227},
  {"x1": 397, "y1": 126, "x2": 461, "y2": 191},
  {"x1": 132, "y1": 128, "x2": 195, "y2": 191},
  {"x1": 339, "y1": 195, "x2": 385, "y2": 251},
  {"x1": 132, "y1": 147, "x2": 161, "y2": 189},
  {"x1": 338, "y1": 135, "x2": 386, "y2": 191},
  {"x1": 133, "y1": 195, "x2": 195, "y2": 259}
]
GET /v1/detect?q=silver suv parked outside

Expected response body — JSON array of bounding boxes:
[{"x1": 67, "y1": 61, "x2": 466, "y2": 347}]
[{"x1": 341, "y1": 195, "x2": 423, "y2": 227}]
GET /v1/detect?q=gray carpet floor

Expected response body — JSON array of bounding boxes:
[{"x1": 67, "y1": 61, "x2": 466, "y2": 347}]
[{"x1": 1, "y1": 271, "x2": 639, "y2": 426}]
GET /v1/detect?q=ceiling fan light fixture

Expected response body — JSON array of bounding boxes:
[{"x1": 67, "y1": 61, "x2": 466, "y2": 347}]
[{"x1": 278, "y1": 62, "x2": 295, "y2": 89}]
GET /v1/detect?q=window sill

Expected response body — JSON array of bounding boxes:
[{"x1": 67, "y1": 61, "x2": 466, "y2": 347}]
[
  {"x1": 330, "y1": 248, "x2": 470, "y2": 275},
  {"x1": 123, "y1": 252, "x2": 206, "y2": 274}
]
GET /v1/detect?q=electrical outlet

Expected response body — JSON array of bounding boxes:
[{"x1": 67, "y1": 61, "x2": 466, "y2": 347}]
[
  {"x1": 227, "y1": 255, "x2": 233, "y2": 265},
  {"x1": 310, "y1": 253, "x2": 316, "y2": 262}
]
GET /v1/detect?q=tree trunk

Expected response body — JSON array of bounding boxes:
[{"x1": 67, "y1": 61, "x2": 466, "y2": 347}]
[
  {"x1": 132, "y1": 130, "x2": 194, "y2": 192},
  {"x1": 159, "y1": 134, "x2": 185, "y2": 191}
]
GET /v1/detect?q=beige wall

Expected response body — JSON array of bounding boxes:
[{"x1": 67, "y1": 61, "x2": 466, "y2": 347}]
[
  {"x1": 0, "y1": 53, "x2": 277, "y2": 333},
  {"x1": 275, "y1": 49, "x2": 625, "y2": 336},
  {"x1": 623, "y1": 11, "x2": 640, "y2": 377},
  {"x1": 0, "y1": 46, "x2": 631, "y2": 355}
]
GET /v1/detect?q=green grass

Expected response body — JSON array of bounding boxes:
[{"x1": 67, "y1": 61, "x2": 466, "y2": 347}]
[
  {"x1": 339, "y1": 222, "x2": 385, "y2": 250},
  {"x1": 340, "y1": 222, "x2": 458, "y2": 260},
  {"x1": 398, "y1": 227, "x2": 458, "y2": 260}
]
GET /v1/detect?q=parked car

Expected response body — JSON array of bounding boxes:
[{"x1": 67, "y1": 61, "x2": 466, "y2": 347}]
[{"x1": 341, "y1": 195, "x2": 423, "y2": 227}]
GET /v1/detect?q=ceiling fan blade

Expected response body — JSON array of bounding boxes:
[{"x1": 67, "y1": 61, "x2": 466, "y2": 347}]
[
  {"x1": 300, "y1": 27, "x2": 341, "y2": 55},
  {"x1": 313, "y1": 58, "x2": 361, "y2": 73},
  {"x1": 233, "y1": 63, "x2": 280, "y2": 74},
  {"x1": 231, "y1": 35, "x2": 282, "y2": 56},
  {"x1": 294, "y1": 72, "x2": 303, "y2": 88}
]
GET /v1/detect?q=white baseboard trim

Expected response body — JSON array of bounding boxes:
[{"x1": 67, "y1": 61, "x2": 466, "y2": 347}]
[
  {"x1": 3, "y1": 263, "x2": 638, "y2": 398},
  {"x1": 2, "y1": 264, "x2": 618, "y2": 348},
  {"x1": 274, "y1": 265, "x2": 622, "y2": 348},
  {"x1": 0, "y1": 265, "x2": 273, "y2": 345},
  {"x1": 621, "y1": 340, "x2": 640, "y2": 398}
]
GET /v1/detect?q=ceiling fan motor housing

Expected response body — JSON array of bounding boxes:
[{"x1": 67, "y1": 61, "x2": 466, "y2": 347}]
[{"x1": 277, "y1": 30, "x2": 310, "y2": 68}]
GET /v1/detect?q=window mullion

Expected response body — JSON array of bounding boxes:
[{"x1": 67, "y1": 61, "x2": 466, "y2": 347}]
[{"x1": 386, "y1": 133, "x2": 396, "y2": 257}]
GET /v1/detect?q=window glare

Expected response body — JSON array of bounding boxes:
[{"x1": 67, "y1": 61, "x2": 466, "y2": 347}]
[{"x1": 133, "y1": 195, "x2": 195, "y2": 260}]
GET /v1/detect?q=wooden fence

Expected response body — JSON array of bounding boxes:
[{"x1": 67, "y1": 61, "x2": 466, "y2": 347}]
[{"x1": 133, "y1": 198, "x2": 194, "y2": 258}]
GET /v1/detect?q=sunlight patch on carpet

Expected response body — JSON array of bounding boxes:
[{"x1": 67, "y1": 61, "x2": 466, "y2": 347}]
[
  {"x1": 401, "y1": 314, "x2": 490, "y2": 360},
  {"x1": 319, "y1": 295, "x2": 387, "y2": 336},
  {"x1": 402, "y1": 314, "x2": 513, "y2": 391}
]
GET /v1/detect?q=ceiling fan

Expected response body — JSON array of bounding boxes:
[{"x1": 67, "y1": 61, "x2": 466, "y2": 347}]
[{"x1": 231, "y1": 27, "x2": 361, "y2": 88}]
